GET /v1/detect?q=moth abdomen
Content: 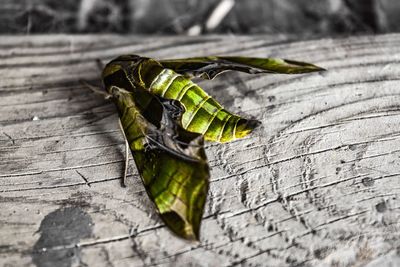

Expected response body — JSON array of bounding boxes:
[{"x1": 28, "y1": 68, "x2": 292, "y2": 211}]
[
  {"x1": 146, "y1": 65, "x2": 260, "y2": 142},
  {"x1": 176, "y1": 82, "x2": 260, "y2": 142},
  {"x1": 202, "y1": 111, "x2": 260, "y2": 142}
]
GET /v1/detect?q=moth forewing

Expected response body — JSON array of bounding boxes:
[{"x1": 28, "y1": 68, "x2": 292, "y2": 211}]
[
  {"x1": 107, "y1": 83, "x2": 209, "y2": 241},
  {"x1": 159, "y1": 56, "x2": 326, "y2": 79}
]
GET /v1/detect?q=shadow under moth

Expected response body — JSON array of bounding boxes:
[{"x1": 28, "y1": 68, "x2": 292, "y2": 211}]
[{"x1": 94, "y1": 55, "x2": 324, "y2": 240}]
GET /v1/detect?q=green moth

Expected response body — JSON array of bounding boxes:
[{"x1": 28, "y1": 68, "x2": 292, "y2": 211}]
[{"x1": 100, "y1": 55, "x2": 324, "y2": 240}]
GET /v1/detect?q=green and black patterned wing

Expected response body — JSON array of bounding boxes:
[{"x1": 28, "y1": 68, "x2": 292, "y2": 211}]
[
  {"x1": 108, "y1": 83, "x2": 209, "y2": 240},
  {"x1": 159, "y1": 56, "x2": 325, "y2": 79}
]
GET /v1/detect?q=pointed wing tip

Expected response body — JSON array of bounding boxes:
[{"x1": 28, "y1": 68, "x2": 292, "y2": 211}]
[
  {"x1": 282, "y1": 59, "x2": 326, "y2": 73},
  {"x1": 311, "y1": 65, "x2": 327, "y2": 72},
  {"x1": 184, "y1": 232, "x2": 201, "y2": 242},
  {"x1": 159, "y1": 210, "x2": 204, "y2": 241},
  {"x1": 174, "y1": 225, "x2": 201, "y2": 242},
  {"x1": 178, "y1": 221, "x2": 200, "y2": 241},
  {"x1": 294, "y1": 65, "x2": 326, "y2": 74},
  {"x1": 296, "y1": 64, "x2": 327, "y2": 73},
  {"x1": 185, "y1": 222, "x2": 201, "y2": 242}
]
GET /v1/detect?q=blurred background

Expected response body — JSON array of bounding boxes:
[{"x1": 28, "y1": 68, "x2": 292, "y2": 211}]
[{"x1": 2, "y1": 0, "x2": 399, "y2": 36}]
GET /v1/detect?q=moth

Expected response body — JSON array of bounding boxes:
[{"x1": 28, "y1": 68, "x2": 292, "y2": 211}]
[{"x1": 94, "y1": 55, "x2": 324, "y2": 240}]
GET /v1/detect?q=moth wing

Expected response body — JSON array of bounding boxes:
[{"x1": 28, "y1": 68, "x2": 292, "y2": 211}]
[
  {"x1": 115, "y1": 87, "x2": 209, "y2": 240},
  {"x1": 159, "y1": 56, "x2": 325, "y2": 80}
]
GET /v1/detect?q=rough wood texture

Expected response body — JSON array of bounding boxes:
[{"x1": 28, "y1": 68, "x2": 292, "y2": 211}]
[{"x1": 1, "y1": 34, "x2": 399, "y2": 267}]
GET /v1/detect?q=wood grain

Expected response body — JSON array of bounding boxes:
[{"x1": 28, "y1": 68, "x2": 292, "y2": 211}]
[{"x1": 0, "y1": 34, "x2": 399, "y2": 267}]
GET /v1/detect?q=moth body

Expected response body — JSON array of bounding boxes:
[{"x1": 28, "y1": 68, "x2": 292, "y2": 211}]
[{"x1": 100, "y1": 54, "x2": 324, "y2": 240}]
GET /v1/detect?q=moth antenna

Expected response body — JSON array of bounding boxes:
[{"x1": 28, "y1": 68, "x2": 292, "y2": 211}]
[{"x1": 79, "y1": 79, "x2": 112, "y2": 99}]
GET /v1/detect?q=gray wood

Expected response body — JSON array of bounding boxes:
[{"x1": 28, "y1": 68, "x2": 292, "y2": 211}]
[{"x1": 0, "y1": 34, "x2": 399, "y2": 267}]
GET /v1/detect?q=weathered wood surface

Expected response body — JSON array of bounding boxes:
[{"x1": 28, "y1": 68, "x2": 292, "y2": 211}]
[{"x1": 0, "y1": 34, "x2": 399, "y2": 267}]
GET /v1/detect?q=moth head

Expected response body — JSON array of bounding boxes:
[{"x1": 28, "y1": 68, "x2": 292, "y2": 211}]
[
  {"x1": 102, "y1": 55, "x2": 145, "y2": 77},
  {"x1": 110, "y1": 54, "x2": 146, "y2": 68}
]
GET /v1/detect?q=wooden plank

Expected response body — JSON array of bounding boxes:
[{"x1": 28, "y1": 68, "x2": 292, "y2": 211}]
[{"x1": 0, "y1": 34, "x2": 399, "y2": 267}]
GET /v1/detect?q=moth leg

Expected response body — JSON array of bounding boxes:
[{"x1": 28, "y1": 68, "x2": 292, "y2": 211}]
[
  {"x1": 118, "y1": 118, "x2": 129, "y2": 188},
  {"x1": 79, "y1": 80, "x2": 112, "y2": 99}
]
